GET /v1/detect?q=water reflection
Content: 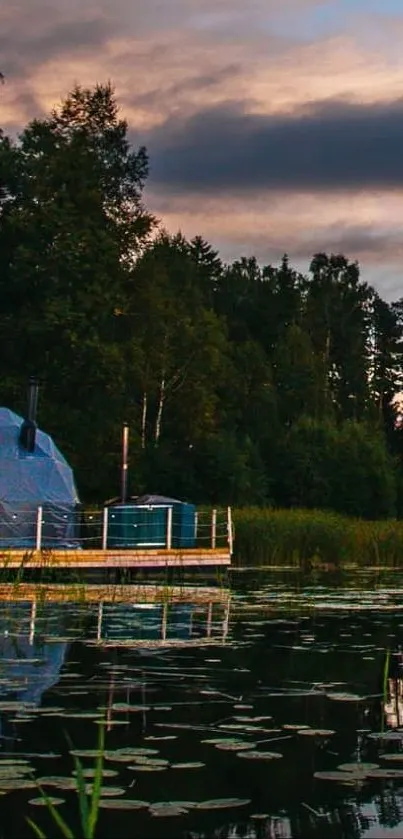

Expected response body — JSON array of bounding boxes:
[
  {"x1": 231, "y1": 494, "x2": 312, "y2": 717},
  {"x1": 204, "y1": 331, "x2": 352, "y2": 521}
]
[
  {"x1": 0, "y1": 601, "x2": 72, "y2": 706},
  {"x1": 4, "y1": 574, "x2": 403, "y2": 837}
]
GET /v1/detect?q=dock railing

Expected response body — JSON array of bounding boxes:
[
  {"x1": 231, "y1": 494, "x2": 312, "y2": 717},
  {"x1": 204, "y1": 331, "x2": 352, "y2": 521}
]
[{"x1": 0, "y1": 505, "x2": 234, "y2": 554}]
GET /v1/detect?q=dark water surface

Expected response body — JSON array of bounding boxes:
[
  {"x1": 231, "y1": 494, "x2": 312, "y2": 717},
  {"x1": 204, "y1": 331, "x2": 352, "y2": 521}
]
[{"x1": 1, "y1": 571, "x2": 403, "y2": 837}]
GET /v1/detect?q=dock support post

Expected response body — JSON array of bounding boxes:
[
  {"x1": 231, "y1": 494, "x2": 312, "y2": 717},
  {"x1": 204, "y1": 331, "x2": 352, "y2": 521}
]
[
  {"x1": 36, "y1": 506, "x2": 43, "y2": 551},
  {"x1": 102, "y1": 507, "x2": 108, "y2": 550},
  {"x1": 227, "y1": 506, "x2": 233, "y2": 555},
  {"x1": 211, "y1": 508, "x2": 217, "y2": 549},
  {"x1": 166, "y1": 506, "x2": 173, "y2": 549}
]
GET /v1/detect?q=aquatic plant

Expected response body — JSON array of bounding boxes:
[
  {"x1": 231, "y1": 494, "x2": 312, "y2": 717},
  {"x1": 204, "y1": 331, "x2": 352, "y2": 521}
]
[{"x1": 27, "y1": 725, "x2": 105, "y2": 839}]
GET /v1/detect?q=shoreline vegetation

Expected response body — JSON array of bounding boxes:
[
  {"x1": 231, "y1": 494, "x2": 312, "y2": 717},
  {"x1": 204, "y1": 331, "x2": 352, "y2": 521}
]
[{"x1": 232, "y1": 507, "x2": 403, "y2": 570}]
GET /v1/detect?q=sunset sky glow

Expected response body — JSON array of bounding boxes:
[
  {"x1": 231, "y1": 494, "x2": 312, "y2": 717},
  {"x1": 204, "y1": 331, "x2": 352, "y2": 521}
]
[{"x1": 2, "y1": 0, "x2": 403, "y2": 297}]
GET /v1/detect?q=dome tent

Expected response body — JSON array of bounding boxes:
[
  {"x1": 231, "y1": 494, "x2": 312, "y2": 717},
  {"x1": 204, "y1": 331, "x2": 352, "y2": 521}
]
[{"x1": 0, "y1": 406, "x2": 80, "y2": 548}]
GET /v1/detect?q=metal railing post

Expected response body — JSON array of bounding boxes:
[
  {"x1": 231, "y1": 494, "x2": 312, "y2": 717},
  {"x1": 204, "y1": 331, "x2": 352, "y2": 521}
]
[
  {"x1": 36, "y1": 506, "x2": 43, "y2": 551},
  {"x1": 211, "y1": 508, "x2": 217, "y2": 549},
  {"x1": 227, "y1": 506, "x2": 233, "y2": 555},
  {"x1": 102, "y1": 507, "x2": 108, "y2": 550},
  {"x1": 166, "y1": 506, "x2": 173, "y2": 549}
]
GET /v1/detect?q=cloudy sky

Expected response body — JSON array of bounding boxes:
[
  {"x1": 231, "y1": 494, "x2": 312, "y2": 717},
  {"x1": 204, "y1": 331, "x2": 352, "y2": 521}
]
[{"x1": 2, "y1": 0, "x2": 403, "y2": 298}]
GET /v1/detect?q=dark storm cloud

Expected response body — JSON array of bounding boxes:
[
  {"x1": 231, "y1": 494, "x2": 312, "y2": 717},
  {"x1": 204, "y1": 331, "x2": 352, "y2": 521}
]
[
  {"x1": 144, "y1": 97, "x2": 403, "y2": 193},
  {"x1": 0, "y1": 16, "x2": 112, "y2": 79}
]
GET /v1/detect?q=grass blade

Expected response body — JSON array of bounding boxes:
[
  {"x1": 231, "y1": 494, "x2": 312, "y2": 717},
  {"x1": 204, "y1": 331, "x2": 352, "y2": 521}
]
[
  {"x1": 88, "y1": 722, "x2": 105, "y2": 838},
  {"x1": 66, "y1": 733, "x2": 90, "y2": 837},
  {"x1": 30, "y1": 784, "x2": 75, "y2": 839},
  {"x1": 26, "y1": 818, "x2": 47, "y2": 839}
]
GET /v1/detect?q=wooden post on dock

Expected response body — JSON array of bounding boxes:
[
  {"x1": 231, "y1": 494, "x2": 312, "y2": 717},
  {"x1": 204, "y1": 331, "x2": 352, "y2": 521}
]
[
  {"x1": 36, "y1": 506, "x2": 43, "y2": 551},
  {"x1": 211, "y1": 509, "x2": 217, "y2": 549}
]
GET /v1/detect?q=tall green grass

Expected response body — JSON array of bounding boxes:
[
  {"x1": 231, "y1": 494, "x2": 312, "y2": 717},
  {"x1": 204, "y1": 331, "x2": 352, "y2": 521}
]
[
  {"x1": 27, "y1": 725, "x2": 105, "y2": 839},
  {"x1": 232, "y1": 507, "x2": 403, "y2": 568}
]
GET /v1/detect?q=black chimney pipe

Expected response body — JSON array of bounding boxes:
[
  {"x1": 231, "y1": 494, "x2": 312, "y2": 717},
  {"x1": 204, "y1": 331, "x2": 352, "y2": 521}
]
[{"x1": 19, "y1": 377, "x2": 39, "y2": 452}]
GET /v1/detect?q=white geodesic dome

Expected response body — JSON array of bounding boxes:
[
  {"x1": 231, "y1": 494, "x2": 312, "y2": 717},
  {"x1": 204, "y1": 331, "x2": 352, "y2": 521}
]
[{"x1": 0, "y1": 407, "x2": 80, "y2": 548}]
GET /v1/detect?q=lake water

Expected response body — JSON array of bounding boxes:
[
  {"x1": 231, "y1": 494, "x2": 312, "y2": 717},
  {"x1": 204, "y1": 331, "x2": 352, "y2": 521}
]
[{"x1": 2, "y1": 570, "x2": 403, "y2": 837}]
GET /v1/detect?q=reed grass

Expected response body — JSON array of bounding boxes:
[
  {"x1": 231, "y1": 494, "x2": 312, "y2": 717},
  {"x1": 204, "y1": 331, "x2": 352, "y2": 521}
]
[
  {"x1": 27, "y1": 724, "x2": 105, "y2": 839},
  {"x1": 232, "y1": 507, "x2": 403, "y2": 569}
]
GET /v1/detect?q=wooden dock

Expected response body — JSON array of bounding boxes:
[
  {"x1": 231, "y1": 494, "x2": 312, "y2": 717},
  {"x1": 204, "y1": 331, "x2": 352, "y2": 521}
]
[{"x1": 0, "y1": 547, "x2": 231, "y2": 570}]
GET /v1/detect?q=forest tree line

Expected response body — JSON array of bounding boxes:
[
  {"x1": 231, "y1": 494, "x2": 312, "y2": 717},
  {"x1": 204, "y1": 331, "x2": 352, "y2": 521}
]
[{"x1": 1, "y1": 83, "x2": 403, "y2": 517}]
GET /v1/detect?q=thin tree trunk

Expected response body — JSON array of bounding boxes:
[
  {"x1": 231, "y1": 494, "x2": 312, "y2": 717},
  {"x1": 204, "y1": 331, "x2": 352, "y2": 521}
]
[
  {"x1": 155, "y1": 374, "x2": 165, "y2": 445},
  {"x1": 141, "y1": 391, "x2": 147, "y2": 449}
]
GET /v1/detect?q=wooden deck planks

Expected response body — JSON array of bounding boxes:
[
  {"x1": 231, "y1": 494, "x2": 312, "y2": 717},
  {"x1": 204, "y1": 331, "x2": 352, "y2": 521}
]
[{"x1": 0, "y1": 548, "x2": 231, "y2": 569}]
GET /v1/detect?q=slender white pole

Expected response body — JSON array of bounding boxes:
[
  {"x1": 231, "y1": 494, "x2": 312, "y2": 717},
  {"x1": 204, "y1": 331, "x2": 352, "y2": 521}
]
[
  {"x1": 211, "y1": 508, "x2": 217, "y2": 549},
  {"x1": 166, "y1": 506, "x2": 173, "y2": 549},
  {"x1": 227, "y1": 506, "x2": 233, "y2": 555},
  {"x1": 161, "y1": 602, "x2": 168, "y2": 640},
  {"x1": 206, "y1": 602, "x2": 213, "y2": 637},
  {"x1": 29, "y1": 600, "x2": 37, "y2": 645},
  {"x1": 36, "y1": 506, "x2": 43, "y2": 551},
  {"x1": 194, "y1": 511, "x2": 198, "y2": 542},
  {"x1": 222, "y1": 596, "x2": 230, "y2": 641},
  {"x1": 97, "y1": 602, "x2": 104, "y2": 642},
  {"x1": 102, "y1": 507, "x2": 108, "y2": 550}
]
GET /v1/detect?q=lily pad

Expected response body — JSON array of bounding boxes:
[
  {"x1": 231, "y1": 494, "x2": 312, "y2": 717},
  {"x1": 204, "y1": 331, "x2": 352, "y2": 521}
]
[
  {"x1": 98, "y1": 799, "x2": 149, "y2": 809},
  {"x1": 298, "y1": 729, "x2": 335, "y2": 737},
  {"x1": 314, "y1": 771, "x2": 368, "y2": 783},
  {"x1": 215, "y1": 741, "x2": 256, "y2": 751},
  {"x1": 367, "y1": 768, "x2": 403, "y2": 779},
  {"x1": 0, "y1": 779, "x2": 37, "y2": 790},
  {"x1": 326, "y1": 693, "x2": 364, "y2": 702},
  {"x1": 29, "y1": 797, "x2": 64, "y2": 807},
  {"x1": 171, "y1": 762, "x2": 205, "y2": 769},
  {"x1": 282, "y1": 724, "x2": 310, "y2": 730},
  {"x1": 150, "y1": 805, "x2": 188, "y2": 817},
  {"x1": 237, "y1": 751, "x2": 282, "y2": 760},
  {"x1": 104, "y1": 748, "x2": 158, "y2": 763},
  {"x1": 0, "y1": 760, "x2": 30, "y2": 766},
  {"x1": 72, "y1": 768, "x2": 118, "y2": 778},
  {"x1": 338, "y1": 763, "x2": 379, "y2": 773},
  {"x1": 111, "y1": 704, "x2": 151, "y2": 712},
  {"x1": 195, "y1": 798, "x2": 251, "y2": 809}
]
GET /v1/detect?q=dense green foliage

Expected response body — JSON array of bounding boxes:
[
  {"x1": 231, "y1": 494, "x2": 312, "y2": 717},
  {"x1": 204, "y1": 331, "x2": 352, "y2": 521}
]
[{"x1": 1, "y1": 84, "x2": 403, "y2": 516}]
